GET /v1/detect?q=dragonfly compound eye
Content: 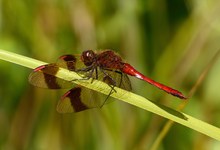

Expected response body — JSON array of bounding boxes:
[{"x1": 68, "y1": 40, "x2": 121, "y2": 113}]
[{"x1": 81, "y1": 50, "x2": 96, "y2": 66}]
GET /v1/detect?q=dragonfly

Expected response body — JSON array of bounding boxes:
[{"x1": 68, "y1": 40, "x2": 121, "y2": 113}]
[{"x1": 29, "y1": 50, "x2": 186, "y2": 113}]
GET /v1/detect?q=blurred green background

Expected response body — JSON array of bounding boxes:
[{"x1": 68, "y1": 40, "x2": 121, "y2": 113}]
[{"x1": 1, "y1": 0, "x2": 220, "y2": 149}]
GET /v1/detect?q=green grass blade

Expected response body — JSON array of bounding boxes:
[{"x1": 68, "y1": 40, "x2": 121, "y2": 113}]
[
  {"x1": 151, "y1": 49, "x2": 220, "y2": 149},
  {"x1": 0, "y1": 49, "x2": 220, "y2": 141}
]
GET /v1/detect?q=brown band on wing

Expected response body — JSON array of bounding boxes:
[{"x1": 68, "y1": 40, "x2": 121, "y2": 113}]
[
  {"x1": 68, "y1": 87, "x2": 88, "y2": 112},
  {"x1": 42, "y1": 64, "x2": 61, "y2": 89},
  {"x1": 59, "y1": 55, "x2": 77, "y2": 71},
  {"x1": 44, "y1": 74, "x2": 61, "y2": 89}
]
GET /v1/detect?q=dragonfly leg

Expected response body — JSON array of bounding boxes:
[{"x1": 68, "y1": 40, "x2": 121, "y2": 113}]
[
  {"x1": 99, "y1": 68, "x2": 119, "y2": 107},
  {"x1": 100, "y1": 84, "x2": 116, "y2": 108},
  {"x1": 72, "y1": 66, "x2": 96, "y2": 82},
  {"x1": 101, "y1": 68, "x2": 124, "y2": 88}
]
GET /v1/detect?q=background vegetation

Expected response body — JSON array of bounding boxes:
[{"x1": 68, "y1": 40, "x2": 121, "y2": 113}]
[{"x1": 0, "y1": 0, "x2": 220, "y2": 149}]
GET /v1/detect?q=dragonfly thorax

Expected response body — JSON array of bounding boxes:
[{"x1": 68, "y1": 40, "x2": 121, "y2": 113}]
[{"x1": 96, "y1": 50, "x2": 124, "y2": 69}]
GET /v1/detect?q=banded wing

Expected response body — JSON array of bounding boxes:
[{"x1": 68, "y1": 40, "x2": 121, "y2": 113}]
[
  {"x1": 28, "y1": 54, "x2": 80, "y2": 89},
  {"x1": 57, "y1": 71, "x2": 132, "y2": 113},
  {"x1": 57, "y1": 86, "x2": 107, "y2": 113},
  {"x1": 28, "y1": 55, "x2": 105, "y2": 113},
  {"x1": 29, "y1": 54, "x2": 132, "y2": 113},
  {"x1": 28, "y1": 64, "x2": 74, "y2": 89}
]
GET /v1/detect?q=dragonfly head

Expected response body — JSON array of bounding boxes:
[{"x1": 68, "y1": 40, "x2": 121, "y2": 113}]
[{"x1": 81, "y1": 50, "x2": 96, "y2": 66}]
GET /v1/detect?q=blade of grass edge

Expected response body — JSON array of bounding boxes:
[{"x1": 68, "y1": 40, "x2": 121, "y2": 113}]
[
  {"x1": 0, "y1": 49, "x2": 220, "y2": 141},
  {"x1": 150, "y1": 49, "x2": 220, "y2": 150}
]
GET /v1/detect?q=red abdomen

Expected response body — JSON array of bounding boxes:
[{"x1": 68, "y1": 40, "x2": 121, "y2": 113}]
[{"x1": 121, "y1": 63, "x2": 186, "y2": 99}]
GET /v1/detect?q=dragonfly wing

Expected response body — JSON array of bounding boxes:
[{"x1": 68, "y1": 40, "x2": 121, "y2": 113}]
[
  {"x1": 117, "y1": 72, "x2": 132, "y2": 91},
  {"x1": 57, "y1": 54, "x2": 85, "y2": 71},
  {"x1": 57, "y1": 54, "x2": 77, "y2": 71},
  {"x1": 99, "y1": 69, "x2": 132, "y2": 91},
  {"x1": 57, "y1": 86, "x2": 107, "y2": 113},
  {"x1": 28, "y1": 64, "x2": 74, "y2": 89},
  {"x1": 29, "y1": 54, "x2": 83, "y2": 89}
]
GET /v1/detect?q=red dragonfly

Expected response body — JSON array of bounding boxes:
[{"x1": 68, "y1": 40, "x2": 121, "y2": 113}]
[{"x1": 29, "y1": 50, "x2": 186, "y2": 113}]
